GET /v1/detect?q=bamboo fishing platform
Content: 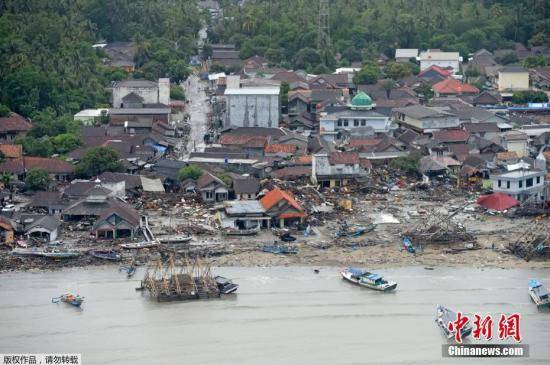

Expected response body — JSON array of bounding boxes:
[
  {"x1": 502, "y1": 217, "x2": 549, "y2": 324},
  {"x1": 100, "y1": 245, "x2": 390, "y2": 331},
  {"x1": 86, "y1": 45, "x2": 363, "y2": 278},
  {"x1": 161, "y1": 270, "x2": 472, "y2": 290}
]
[{"x1": 139, "y1": 254, "x2": 220, "y2": 302}]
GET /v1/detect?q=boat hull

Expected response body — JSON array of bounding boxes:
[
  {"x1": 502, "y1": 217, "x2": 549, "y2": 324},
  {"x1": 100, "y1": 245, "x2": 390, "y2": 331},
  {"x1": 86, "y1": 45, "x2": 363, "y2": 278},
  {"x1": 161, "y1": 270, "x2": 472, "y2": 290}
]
[
  {"x1": 340, "y1": 270, "x2": 397, "y2": 292},
  {"x1": 529, "y1": 290, "x2": 550, "y2": 309}
]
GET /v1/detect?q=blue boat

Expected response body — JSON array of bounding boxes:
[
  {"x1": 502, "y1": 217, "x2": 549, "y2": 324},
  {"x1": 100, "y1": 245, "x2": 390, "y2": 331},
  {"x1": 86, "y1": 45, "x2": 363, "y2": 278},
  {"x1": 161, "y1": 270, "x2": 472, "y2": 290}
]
[
  {"x1": 261, "y1": 246, "x2": 299, "y2": 255},
  {"x1": 529, "y1": 279, "x2": 550, "y2": 309},
  {"x1": 340, "y1": 267, "x2": 397, "y2": 291},
  {"x1": 52, "y1": 293, "x2": 84, "y2": 307},
  {"x1": 402, "y1": 236, "x2": 416, "y2": 253}
]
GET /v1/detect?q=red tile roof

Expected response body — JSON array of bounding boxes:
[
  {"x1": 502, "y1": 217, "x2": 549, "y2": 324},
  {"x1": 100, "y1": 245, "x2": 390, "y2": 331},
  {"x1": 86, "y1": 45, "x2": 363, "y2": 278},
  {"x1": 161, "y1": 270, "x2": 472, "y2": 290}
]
[
  {"x1": 432, "y1": 78, "x2": 480, "y2": 95},
  {"x1": 347, "y1": 138, "x2": 382, "y2": 148},
  {"x1": 219, "y1": 134, "x2": 267, "y2": 147},
  {"x1": 260, "y1": 187, "x2": 304, "y2": 212},
  {"x1": 0, "y1": 113, "x2": 32, "y2": 133},
  {"x1": 264, "y1": 144, "x2": 297, "y2": 154},
  {"x1": 272, "y1": 166, "x2": 311, "y2": 179},
  {"x1": 294, "y1": 155, "x2": 312, "y2": 165},
  {"x1": 0, "y1": 144, "x2": 22, "y2": 158},
  {"x1": 418, "y1": 65, "x2": 453, "y2": 78},
  {"x1": 328, "y1": 152, "x2": 359, "y2": 165},
  {"x1": 496, "y1": 151, "x2": 519, "y2": 160},
  {"x1": 432, "y1": 129, "x2": 471, "y2": 143},
  {"x1": 0, "y1": 157, "x2": 75, "y2": 174}
]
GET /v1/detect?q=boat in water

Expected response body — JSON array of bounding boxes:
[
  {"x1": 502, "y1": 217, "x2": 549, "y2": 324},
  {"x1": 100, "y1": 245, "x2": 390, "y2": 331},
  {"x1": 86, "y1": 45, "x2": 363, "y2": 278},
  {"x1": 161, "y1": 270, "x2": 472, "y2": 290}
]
[
  {"x1": 529, "y1": 279, "x2": 550, "y2": 309},
  {"x1": 52, "y1": 293, "x2": 84, "y2": 307},
  {"x1": 89, "y1": 249, "x2": 121, "y2": 261},
  {"x1": 435, "y1": 305, "x2": 472, "y2": 340},
  {"x1": 215, "y1": 276, "x2": 239, "y2": 294},
  {"x1": 402, "y1": 236, "x2": 416, "y2": 253},
  {"x1": 157, "y1": 235, "x2": 192, "y2": 244},
  {"x1": 261, "y1": 245, "x2": 299, "y2": 255},
  {"x1": 120, "y1": 241, "x2": 159, "y2": 249},
  {"x1": 340, "y1": 267, "x2": 397, "y2": 291}
]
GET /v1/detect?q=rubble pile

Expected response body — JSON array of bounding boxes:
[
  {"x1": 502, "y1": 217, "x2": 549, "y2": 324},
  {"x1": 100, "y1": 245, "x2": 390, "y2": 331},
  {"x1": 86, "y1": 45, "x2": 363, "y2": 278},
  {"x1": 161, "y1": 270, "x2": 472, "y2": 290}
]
[
  {"x1": 403, "y1": 208, "x2": 475, "y2": 244},
  {"x1": 508, "y1": 218, "x2": 550, "y2": 261}
]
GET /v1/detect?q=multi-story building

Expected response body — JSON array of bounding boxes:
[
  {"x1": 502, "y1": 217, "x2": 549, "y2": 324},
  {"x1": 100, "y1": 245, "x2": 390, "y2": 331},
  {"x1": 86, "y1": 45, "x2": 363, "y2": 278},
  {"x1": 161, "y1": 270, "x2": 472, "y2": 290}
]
[
  {"x1": 490, "y1": 168, "x2": 546, "y2": 202},
  {"x1": 224, "y1": 87, "x2": 280, "y2": 128}
]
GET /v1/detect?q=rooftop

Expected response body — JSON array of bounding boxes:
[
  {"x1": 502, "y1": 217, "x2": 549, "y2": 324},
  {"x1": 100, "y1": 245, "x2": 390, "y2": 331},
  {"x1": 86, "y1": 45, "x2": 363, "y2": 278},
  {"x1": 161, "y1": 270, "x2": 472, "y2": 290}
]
[{"x1": 224, "y1": 87, "x2": 280, "y2": 95}]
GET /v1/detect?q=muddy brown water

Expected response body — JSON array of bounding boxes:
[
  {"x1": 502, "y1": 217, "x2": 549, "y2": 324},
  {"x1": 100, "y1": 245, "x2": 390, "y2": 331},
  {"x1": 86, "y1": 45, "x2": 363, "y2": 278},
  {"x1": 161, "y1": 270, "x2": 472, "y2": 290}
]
[{"x1": 1, "y1": 266, "x2": 549, "y2": 364}]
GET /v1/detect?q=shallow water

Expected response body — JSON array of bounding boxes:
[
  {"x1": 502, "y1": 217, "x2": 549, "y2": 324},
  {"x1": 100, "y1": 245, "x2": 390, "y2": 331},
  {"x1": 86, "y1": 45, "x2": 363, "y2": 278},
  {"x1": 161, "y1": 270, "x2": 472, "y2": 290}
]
[{"x1": 0, "y1": 266, "x2": 549, "y2": 364}]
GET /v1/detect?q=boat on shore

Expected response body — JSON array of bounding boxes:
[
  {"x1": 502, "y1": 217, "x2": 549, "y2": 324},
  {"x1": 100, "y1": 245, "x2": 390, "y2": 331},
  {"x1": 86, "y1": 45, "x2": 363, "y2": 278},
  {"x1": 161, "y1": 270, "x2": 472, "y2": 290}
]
[
  {"x1": 120, "y1": 241, "x2": 159, "y2": 249},
  {"x1": 261, "y1": 245, "x2": 299, "y2": 255},
  {"x1": 340, "y1": 267, "x2": 397, "y2": 291},
  {"x1": 11, "y1": 247, "x2": 43, "y2": 257},
  {"x1": 223, "y1": 227, "x2": 259, "y2": 236},
  {"x1": 52, "y1": 293, "x2": 84, "y2": 307},
  {"x1": 529, "y1": 279, "x2": 550, "y2": 309},
  {"x1": 215, "y1": 276, "x2": 239, "y2": 294},
  {"x1": 336, "y1": 223, "x2": 376, "y2": 238},
  {"x1": 89, "y1": 249, "x2": 121, "y2": 261},
  {"x1": 157, "y1": 235, "x2": 192, "y2": 244},
  {"x1": 41, "y1": 250, "x2": 80, "y2": 259},
  {"x1": 402, "y1": 236, "x2": 416, "y2": 253},
  {"x1": 435, "y1": 305, "x2": 472, "y2": 340}
]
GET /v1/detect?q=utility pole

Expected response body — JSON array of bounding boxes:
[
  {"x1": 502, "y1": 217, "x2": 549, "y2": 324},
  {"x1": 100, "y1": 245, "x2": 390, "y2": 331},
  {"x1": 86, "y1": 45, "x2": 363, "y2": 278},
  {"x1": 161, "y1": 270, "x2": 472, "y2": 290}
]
[{"x1": 317, "y1": 0, "x2": 330, "y2": 50}]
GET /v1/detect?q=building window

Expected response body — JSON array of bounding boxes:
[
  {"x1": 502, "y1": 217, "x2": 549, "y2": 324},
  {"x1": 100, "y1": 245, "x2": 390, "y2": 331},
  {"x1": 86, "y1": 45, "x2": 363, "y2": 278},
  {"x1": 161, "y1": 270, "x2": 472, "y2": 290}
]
[
  {"x1": 519, "y1": 180, "x2": 523, "y2": 188},
  {"x1": 343, "y1": 121, "x2": 348, "y2": 127},
  {"x1": 205, "y1": 192, "x2": 213, "y2": 199},
  {"x1": 337, "y1": 120, "x2": 342, "y2": 127},
  {"x1": 361, "y1": 120, "x2": 366, "y2": 126},
  {"x1": 354, "y1": 120, "x2": 359, "y2": 127},
  {"x1": 536, "y1": 176, "x2": 540, "y2": 184},
  {"x1": 498, "y1": 180, "x2": 501, "y2": 187},
  {"x1": 526, "y1": 178, "x2": 533, "y2": 187},
  {"x1": 506, "y1": 181, "x2": 510, "y2": 189}
]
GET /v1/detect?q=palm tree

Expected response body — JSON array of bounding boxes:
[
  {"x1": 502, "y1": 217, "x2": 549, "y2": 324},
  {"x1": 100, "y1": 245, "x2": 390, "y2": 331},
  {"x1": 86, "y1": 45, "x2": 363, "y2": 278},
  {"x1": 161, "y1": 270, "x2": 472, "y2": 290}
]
[{"x1": 0, "y1": 172, "x2": 13, "y2": 189}]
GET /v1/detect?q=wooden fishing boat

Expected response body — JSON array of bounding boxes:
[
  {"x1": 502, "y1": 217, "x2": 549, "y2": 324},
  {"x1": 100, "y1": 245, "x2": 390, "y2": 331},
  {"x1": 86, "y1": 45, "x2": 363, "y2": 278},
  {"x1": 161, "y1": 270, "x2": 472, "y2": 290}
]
[
  {"x1": 52, "y1": 293, "x2": 84, "y2": 307},
  {"x1": 529, "y1": 279, "x2": 550, "y2": 309},
  {"x1": 340, "y1": 267, "x2": 397, "y2": 291},
  {"x1": 89, "y1": 249, "x2": 121, "y2": 261},
  {"x1": 120, "y1": 241, "x2": 159, "y2": 249},
  {"x1": 215, "y1": 276, "x2": 239, "y2": 294},
  {"x1": 11, "y1": 247, "x2": 43, "y2": 257},
  {"x1": 157, "y1": 235, "x2": 193, "y2": 244},
  {"x1": 261, "y1": 245, "x2": 299, "y2": 255},
  {"x1": 435, "y1": 305, "x2": 472, "y2": 340},
  {"x1": 41, "y1": 250, "x2": 80, "y2": 259},
  {"x1": 336, "y1": 223, "x2": 376, "y2": 238},
  {"x1": 223, "y1": 227, "x2": 259, "y2": 236}
]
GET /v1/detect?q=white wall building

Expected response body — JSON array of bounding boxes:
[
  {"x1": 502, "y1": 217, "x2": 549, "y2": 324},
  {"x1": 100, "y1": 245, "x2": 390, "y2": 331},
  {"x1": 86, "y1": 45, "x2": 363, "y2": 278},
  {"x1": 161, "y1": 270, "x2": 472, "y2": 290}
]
[
  {"x1": 490, "y1": 169, "x2": 546, "y2": 202},
  {"x1": 112, "y1": 78, "x2": 170, "y2": 108},
  {"x1": 419, "y1": 51, "x2": 461, "y2": 74},
  {"x1": 224, "y1": 87, "x2": 280, "y2": 128}
]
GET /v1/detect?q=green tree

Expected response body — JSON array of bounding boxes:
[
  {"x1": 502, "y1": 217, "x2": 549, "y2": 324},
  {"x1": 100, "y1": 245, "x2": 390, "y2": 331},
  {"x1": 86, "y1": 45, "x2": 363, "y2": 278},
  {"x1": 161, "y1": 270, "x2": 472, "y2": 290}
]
[
  {"x1": 384, "y1": 62, "x2": 411, "y2": 80},
  {"x1": 0, "y1": 172, "x2": 12, "y2": 188},
  {"x1": 51, "y1": 133, "x2": 82, "y2": 154},
  {"x1": 76, "y1": 147, "x2": 123, "y2": 178},
  {"x1": 496, "y1": 52, "x2": 518, "y2": 65},
  {"x1": 0, "y1": 104, "x2": 10, "y2": 117},
  {"x1": 522, "y1": 56, "x2": 546, "y2": 68},
  {"x1": 25, "y1": 169, "x2": 50, "y2": 191},
  {"x1": 390, "y1": 152, "x2": 422, "y2": 176},
  {"x1": 178, "y1": 165, "x2": 203, "y2": 181},
  {"x1": 280, "y1": 81, "x2": 290, "y2": 104},
  {"x1": 353, "y1": 63, "x2": 380, "y2": 85},
  {"x1": 512, "y1": 91, "x2": 549, "y2": 104},
  {"x1": 380, "y1": 79, "x2": 396, "y2": 98},
  {"x1": 170, "y1": 85, "x2": 186, "y2": 101},
  {"x1": 413, "y1": 83, "x2": 434, "y2": 100}
]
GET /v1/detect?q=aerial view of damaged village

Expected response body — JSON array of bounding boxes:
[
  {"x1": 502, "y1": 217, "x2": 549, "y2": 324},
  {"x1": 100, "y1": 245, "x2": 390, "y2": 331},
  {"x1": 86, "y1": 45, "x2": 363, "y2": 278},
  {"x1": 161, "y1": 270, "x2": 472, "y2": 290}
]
[{"x1": 0, "y1": 0, "x2": 550, "y2": 364}]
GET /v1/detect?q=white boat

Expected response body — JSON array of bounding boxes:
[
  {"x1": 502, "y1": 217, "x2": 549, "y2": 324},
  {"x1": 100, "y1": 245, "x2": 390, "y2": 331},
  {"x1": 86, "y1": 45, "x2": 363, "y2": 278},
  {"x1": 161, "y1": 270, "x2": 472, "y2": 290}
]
[
  {"x1": 340, "y1": 267, "x2": 397, "y2": 291},
  {"x1": 529, "y1": 279, "x2": 550, "y2": 309},
  {"x1": 436, "y1": 305, "x2": 472, "y2": 340},
  {"x1": 120, "y1": 241, "x2": 159, "y2": 249},
  {"x1": 157, "y1": 235, "x2": 193, "y2": 244}
]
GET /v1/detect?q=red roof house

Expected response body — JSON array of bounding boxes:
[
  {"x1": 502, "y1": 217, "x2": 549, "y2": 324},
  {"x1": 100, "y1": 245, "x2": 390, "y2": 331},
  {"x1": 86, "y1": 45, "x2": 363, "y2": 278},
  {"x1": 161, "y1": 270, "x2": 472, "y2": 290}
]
[
  {"x1": 432, "y1": 129, "x2": 471, "y2": 144},
  {"x1": 0, "y1": 113, "x2": 32, "y2": 141},
  {"x1": 0, "y1": 157, "x2": 75, "y2": 178},
  {"x1": 260, "y1": 188, "x2": 306, "y2": 226},
  {"x1": 418, "y1": 65, "x2": 453, "y2": 78},
  {"x1": 476, "y1": 192, "x2": 519, "y2": 212},
  {"x1": 432, "y1": 78, "x2": 480, "y2": 96},
  {"x1": 0, "y1": 144, "x2": 23, "y2": 159}
]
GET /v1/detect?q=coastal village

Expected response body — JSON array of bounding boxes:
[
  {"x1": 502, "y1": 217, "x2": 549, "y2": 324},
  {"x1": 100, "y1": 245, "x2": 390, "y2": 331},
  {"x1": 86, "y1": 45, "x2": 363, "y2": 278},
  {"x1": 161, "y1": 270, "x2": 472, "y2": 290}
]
[{"x1": 1, "y1": 5, "x2": 550, "y2": 276}]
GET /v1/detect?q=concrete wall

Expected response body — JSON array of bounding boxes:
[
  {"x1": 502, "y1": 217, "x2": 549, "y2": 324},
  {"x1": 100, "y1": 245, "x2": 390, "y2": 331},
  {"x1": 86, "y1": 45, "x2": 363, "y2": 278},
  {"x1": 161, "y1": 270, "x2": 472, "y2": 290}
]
[
  {"x1": 158, "y1": 78, "x2": 170, "y2": 105},
  {"x1": 498, "y1": 72, "x2": 529, "y2": 91},
  {"x1": 113, "y1": 86, "x2": 159, "y2": 108},
  {"x1": 226, "y1": 94, "x2": 280, "y2": 128}
]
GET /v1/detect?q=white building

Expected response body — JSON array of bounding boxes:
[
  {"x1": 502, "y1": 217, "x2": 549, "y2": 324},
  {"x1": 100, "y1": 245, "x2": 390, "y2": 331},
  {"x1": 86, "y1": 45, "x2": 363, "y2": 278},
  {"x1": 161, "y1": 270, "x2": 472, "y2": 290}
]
[
  {"x1": 224, "y1": 87, "x2": 280, "y2": 128},
  {"x1": 74, "y1": 108, "x2": 108, "y2": 125},
  {"x1": 312, "y1": 152, "x2": 365, "y2": 188},
  {"x1": 419, "y1": 50, "x2": 461, "y2": 74},
  {"x1": 490, "y1": 169, "x2": 546, "y2": 202},
  {"x1": 319, "y1": 91, "x2": 393, "y2": 142},
  {"x1": 112, "y1": 79, "x2": 170, "y2": 108},
  {"x1": 395, "y1": 48, "x2": 418, "y2": 63}
]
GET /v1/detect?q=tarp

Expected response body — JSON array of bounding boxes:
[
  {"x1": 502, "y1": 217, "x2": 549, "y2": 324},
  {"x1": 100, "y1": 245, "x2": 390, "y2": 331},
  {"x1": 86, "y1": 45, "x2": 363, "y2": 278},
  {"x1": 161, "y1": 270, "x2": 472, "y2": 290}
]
[{"x1": 476, "y1": 192, "x2": 519, "y2": 212}]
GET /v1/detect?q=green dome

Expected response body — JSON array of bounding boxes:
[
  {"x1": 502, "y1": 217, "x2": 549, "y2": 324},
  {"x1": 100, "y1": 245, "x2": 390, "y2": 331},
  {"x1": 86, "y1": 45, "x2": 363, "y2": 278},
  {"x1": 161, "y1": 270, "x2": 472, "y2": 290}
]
[{"x1": 351, "y1": 91, "x2": 373, "y2": 107}]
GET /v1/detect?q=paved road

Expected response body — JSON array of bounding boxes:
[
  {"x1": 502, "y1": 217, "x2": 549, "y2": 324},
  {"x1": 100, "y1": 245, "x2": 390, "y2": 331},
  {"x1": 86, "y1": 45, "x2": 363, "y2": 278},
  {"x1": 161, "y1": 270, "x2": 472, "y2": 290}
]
[{"x1": 182, "y1": 74, "x2": 209, "y2": 158}]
